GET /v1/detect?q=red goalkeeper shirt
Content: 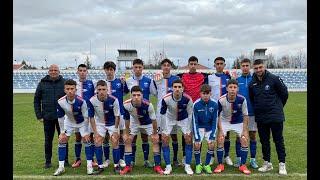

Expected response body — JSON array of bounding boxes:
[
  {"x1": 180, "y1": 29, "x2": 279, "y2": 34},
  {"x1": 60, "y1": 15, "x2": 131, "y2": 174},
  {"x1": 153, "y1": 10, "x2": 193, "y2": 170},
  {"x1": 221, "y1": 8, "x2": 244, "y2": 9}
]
[{"x1": 177, "y1": 72, "x2": 208, "y2": 102}]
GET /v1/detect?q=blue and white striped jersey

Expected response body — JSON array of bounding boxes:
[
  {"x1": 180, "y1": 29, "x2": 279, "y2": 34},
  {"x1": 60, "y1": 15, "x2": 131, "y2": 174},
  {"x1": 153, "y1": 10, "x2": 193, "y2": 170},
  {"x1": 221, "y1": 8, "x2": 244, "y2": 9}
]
[
  {"x1": 218, "y1": 94, "x2": 248, "y2": 124},
  {"x1": 57, "y1": 95, "x2": 88, "y2": 125}
]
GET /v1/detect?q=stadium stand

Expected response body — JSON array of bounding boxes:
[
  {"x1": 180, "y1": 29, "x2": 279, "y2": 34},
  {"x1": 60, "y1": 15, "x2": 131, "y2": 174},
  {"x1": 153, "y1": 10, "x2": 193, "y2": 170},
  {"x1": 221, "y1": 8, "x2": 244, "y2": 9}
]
[{"x1": 13, "y1": 69, "x2": 307, "y2": 93}]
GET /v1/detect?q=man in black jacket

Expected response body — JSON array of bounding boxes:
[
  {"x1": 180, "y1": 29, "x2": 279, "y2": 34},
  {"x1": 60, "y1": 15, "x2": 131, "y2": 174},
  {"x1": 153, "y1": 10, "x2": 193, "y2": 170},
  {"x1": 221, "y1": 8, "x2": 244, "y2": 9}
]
[
  {"x1": 34, "y1": 64, "x2": 69, "y2": 168},
  {"x1": 249, "y1": 59, "x2": 288, "y2": 175}
]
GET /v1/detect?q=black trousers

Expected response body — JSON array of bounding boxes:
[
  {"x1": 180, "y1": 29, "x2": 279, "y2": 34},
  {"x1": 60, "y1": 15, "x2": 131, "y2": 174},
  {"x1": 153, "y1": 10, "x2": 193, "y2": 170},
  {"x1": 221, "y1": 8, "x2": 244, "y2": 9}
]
[
  {"x1": 43, "y1": 119, "x2": 68, "y2": 163},
  {"x1": 257, "y1": 121, "x2": 286, "y2": 163}
]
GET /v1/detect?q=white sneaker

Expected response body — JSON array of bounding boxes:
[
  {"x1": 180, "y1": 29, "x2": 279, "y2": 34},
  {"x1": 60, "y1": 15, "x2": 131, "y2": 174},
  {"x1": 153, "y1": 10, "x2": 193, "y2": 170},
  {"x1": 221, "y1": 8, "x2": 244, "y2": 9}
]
[
  {"x1": 258, "y1": 161, "x2": 273, "y2": 172},
  {"x1": 87, "y1": 165, "x2": 94, "y2": 175},
  {"x1": 224, "y1": 156, "x2": 233, "y2": 166},
  {"x1": 209, "y1": 156, "x2": 214, "y2": 165},
  {"x1": 163, "y1": 165, "x2": 172, "y2": 175},
  {"x1": 279, "y1": 162, "x2": 287, "y2": 175},
  {"x1": 184, "y1": 164, "x2": 194, "y2": 175},
  {"x1": 102, "y1": 159, "x2": 110, "y2": 168},
  {"x1": 182, "y1": 156, "x2": 186, "y2": 166},
  {"x1": 53, "y1": 167, "x2": 65, "y2": 176},
  {"x1": 119, "y1": 159, "x2": 126, "y2": 168}
]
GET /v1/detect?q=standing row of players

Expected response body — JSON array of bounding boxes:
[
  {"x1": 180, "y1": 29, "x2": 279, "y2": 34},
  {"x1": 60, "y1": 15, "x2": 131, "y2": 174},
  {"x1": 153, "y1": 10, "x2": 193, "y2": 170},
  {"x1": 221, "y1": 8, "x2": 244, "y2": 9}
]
[{"x1": 53, "y1": 56, "x2": 260, "y2": 176}]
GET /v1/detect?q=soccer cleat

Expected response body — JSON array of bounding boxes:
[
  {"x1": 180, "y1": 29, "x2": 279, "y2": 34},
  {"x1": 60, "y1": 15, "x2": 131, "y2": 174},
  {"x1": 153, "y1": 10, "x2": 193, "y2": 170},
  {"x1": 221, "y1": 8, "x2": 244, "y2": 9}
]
[
  {"x1": 250, "y1": 158, "x2": 259, "y2": 169},
  {"x1": 114, "y1": 165, "x2": 121, "y2": 174},
  {"x1": 195, "y1": 164, "x2": 203, "y2": 174},
  {"x1": 92, "y1": 167, "x2": 104, "y2": 175},
  {"x1": 87, "y1": 165, "x2": 94, "y2": 175},
  {"x1": 119, "y1": 159, "x2": 126, "y2": 168},
  {"x1": 258, "y1": 161, "x2": 273, "y2": 172},
  {"x1": 213, "y1": 164, "x2": 225, "y2": 173},
  {"x1": 143, "y1": 160, "x2": 154, "y2": 168},
  {"x1": 120, "y1": 165, "x2": 132, "y2": 175},
  {"x1": 44, "y1": 162, "x2": 52, "y2": 169},
  {"x1": 203, "y1": 164, "x2": 212, "y2": 174},
  {"x1": 224, "y1": 156, "x2": 233, "y2": 166},
  {"x1": 53, "y1": 167, "x2": 65, "y2": 176},
  {"x1": 92, "y1": 160, "x2": 98, "y2": 168},
  {"x1": 163, "y1": 165, "x2": 172, "y2": 175},
  {"x1": 184, "y1": 164, "x2": 194, "y2": 175},
  {"x1": 102, "y1": 159, "x2": 110, "y2": 168},
  {"x1": 153, "y1": 165, "x2": 164, "y2": 175},
  {"x1": 173, "y1": 160, "x2": 182, "y2": 167},
  {"x1": 234, "y1": 157, "x2": 241, "y2": 167},
  {"x1": 209, "y1": 157, "x2": 214, "y2": 165},
  {"x1": 239, "y1": 164, "x2": 251, "y2": 175},
  {"x1": 71, "y1": 159, "x2": 81, "y2": 168},
  {"x1": 279, "y1": 162, "x2": 287, "y2": 175}
]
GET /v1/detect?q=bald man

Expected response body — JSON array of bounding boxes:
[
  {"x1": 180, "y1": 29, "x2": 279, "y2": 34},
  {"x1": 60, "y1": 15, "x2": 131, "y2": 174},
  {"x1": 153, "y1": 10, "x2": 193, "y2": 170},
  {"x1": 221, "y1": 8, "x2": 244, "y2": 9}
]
[{"x1": 34, "y1": 64, "x2": 69, "y2": 168}]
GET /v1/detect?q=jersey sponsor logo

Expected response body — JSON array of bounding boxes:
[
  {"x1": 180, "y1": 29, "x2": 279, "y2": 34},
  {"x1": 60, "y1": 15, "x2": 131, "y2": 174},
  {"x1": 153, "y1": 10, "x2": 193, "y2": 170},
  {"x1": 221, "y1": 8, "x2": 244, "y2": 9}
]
[
  {"x1": 144, "y1": 82, "x2": 149, "y2": 87},
  {"x1": 83, "y1": 89, "x2": 88, "y2": 92},
  {"x1": 197, "y1": 109, "x2": 205, "y2": 112},
  {"x1": 265, "y1": 85, "x2": 270, "y2": 91}
]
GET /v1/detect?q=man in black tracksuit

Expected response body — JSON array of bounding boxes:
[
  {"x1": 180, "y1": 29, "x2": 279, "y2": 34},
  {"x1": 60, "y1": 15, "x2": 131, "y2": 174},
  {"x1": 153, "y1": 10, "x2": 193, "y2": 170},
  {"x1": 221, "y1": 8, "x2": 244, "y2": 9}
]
[
  {"x1": 249, "y1": 59, "x2": 288, "y2": 175},
  {"x1": 34, "y1": 64, "x2": 69, "y2": 168}
]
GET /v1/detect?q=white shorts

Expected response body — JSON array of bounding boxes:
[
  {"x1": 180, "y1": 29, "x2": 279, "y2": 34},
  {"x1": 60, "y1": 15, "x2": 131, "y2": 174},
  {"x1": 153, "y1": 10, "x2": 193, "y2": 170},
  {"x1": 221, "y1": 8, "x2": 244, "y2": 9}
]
[
  {"x1": 119, "y1": 115, "x2": 125, "y2": 130},
  {"x1": 220, "y1": 121, "x2": 243, "y2": 137},
  {"x1": 193, "y1": 128, "x2": 215, "y2": 143},
  {"x1": 156, "y1": 114, "x2": 178, "y2": 135},
  {"x1": 163, "y1": 118, "x2": 191, "y2": 135},
  {"x1": 96, "y1": 123, "x2": 119, "y2": 137},
  {"x1": 64, "y1": 120, "x2": 90, "y2": 137},
  {"x1": 248, "y1": 116, "x2": 257, "y2": 131},
  {"x1": 130, "y1": 121, "x2": 154, "y2": 136}
]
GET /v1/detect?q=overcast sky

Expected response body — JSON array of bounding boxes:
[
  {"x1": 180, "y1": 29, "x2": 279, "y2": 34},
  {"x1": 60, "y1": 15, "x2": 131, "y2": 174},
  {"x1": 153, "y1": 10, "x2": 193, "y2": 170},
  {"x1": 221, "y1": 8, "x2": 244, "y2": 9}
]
[{"x1": 13, "y1": 0, "x2": 306, "y2": 69}]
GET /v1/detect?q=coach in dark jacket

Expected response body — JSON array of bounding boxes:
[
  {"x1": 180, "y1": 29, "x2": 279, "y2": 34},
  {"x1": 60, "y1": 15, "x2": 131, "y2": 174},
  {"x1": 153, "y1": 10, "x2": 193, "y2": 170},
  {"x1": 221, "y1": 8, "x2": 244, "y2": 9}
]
[
  {"x1": 248, "y1": 59, "x2": 288, "y2": 175},
  {"x1": 34, "y1": 64, "x2": 68, "y2": 168}
]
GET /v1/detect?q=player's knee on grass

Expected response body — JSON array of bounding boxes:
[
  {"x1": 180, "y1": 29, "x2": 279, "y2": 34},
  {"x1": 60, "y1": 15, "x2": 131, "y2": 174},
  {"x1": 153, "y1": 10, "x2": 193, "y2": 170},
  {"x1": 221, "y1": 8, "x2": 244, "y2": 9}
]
[
  {"x1": 161, "y1": 134, "x2": 169, "y2": 146},
  {"x1": 194, "y1": 142, "x2": 201, "y2": 150},
  {"x1": 208, "y1": 141, "x2": 215, "y2": 150},
  {"x1": 249, "y1": 131, "x2": 256, "y2": 141},
  {"x1": 240, "y1": 135, "x2": 248, "y2": 147},
  {"x1": 217, "y1": 135, "x2": 225, "y2": 147},
  {"x1": 141, "y1": 133, "x2": 148, "y2": 142},
  {"x1": 184, "y1": 133, "x2": 192, "y2": 145},
  {"x1": 111, "y1": 133, "x2": 119, "y2": 147},
  {"x1": 94, "y1": 134, "x2": 103, "y2": 146},
  {"x1": 75, "y1": 132, "x2": 81, "y2": 142}
]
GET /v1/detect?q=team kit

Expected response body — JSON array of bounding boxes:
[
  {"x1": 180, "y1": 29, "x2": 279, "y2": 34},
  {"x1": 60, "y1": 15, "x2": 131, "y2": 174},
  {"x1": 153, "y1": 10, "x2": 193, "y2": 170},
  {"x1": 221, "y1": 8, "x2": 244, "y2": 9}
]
[{"x1": 52, "y1": 56, "x2": 286, "y2": 176}]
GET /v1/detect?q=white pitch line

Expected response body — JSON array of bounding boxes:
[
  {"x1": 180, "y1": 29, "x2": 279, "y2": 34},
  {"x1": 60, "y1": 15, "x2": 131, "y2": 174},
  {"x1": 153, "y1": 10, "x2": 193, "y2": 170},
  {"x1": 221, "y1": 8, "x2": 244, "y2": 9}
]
[{"x1": 13, "y1": 173, "x2": 307, "y2": 179}]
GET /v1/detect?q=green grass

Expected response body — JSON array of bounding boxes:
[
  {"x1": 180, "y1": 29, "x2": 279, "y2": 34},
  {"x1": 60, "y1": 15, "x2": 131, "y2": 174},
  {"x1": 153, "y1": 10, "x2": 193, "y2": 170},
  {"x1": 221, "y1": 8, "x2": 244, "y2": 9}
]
[{"x1": 13, "y1": 92, "x2": 307, "y2": 179}]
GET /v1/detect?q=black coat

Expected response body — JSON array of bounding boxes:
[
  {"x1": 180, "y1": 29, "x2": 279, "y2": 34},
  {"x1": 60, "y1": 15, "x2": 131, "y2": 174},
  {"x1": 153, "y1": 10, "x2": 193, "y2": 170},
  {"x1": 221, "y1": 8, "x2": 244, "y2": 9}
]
[
  {"x1": 249, "y1": 70, "x2": 288, "y2": 124},
  {"x1": 34, "y1": 75, "x2": 66, "y2": 120}
]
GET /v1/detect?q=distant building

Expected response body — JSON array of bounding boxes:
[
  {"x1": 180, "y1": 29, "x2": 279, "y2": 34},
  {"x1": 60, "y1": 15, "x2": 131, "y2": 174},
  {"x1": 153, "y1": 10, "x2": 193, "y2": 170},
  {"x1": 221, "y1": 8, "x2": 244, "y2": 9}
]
[
  {"x1": 117, "y1": 49, "x2": 138, "y2": 70},
  {"x1": 253, "y1": 48, "x2": 267, "y2": 60}
]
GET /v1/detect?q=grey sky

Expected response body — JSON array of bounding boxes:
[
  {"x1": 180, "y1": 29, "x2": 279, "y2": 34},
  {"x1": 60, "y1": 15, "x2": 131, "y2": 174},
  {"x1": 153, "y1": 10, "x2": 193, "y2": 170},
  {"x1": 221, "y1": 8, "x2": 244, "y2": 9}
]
[{"x1": 13, "y1": 0, "x2": 307, "y2": 69}]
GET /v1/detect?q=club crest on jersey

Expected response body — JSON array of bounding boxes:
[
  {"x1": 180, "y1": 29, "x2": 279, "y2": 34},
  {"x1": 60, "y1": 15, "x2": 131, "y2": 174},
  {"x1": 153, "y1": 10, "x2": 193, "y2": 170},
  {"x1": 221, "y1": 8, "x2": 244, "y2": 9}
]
[
  {"x1": 116, "y1": 83, "x2": 121, "y2": 88},
  {"x1": 209, "y1": 107, "x2": 214, "y2": 112},
  {"x1": 144, "y1": 82, "x2": 149, "y2": 87},
  {"x1": 265, "y1": 85, "x2": 270, "y2": 91}
]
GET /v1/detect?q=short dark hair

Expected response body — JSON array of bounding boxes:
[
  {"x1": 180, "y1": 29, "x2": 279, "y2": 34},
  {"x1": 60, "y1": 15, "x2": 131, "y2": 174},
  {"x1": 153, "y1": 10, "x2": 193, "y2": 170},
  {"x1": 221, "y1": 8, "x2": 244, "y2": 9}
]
[
  {"x1": 77, "y1": 64, "x2": 87, "y2": 69},
  {"x1": 131, "y1": 85, "x2": 142, "y2": 94},
  {"x1": 200, "y1": 84, "x2": 211, "y2": 93},
  {"x1": 161, "y1": 58, "x2": 173, "y2": 66},
  {"x1": 96, "y1": 80, "x2": 107, "y2": 87},
  {"x1": 188, "y1": 56, "x2": 198, "y2": 63},
  {"x1": 103, "y1": 61, "x2": 116, "y2": 70},
  {"x1": 253, "y1": 59, "x2": 264, "y2": 65},
  {"x1": 214, "y1": 57, "x2": 225, "y2": 63},
  {"x1": 64, "y1": 79, "x2": 77, "y2": 86},
  {"x1": 172, "y1": 79, "x2": 184, "y2": 87},
  {"x1": 133, "y1": 58, "x2": 144, "y2": 66},
  {"x1": 241, "y1": 58, "x2": 251, "y2": 64},
  {"x1": 227, "y1": 79, "x2": 238, "y2": 87}
]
